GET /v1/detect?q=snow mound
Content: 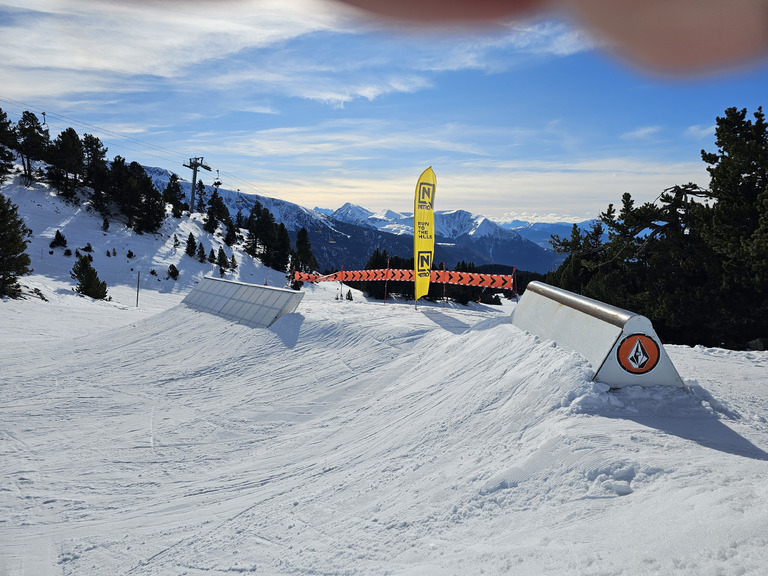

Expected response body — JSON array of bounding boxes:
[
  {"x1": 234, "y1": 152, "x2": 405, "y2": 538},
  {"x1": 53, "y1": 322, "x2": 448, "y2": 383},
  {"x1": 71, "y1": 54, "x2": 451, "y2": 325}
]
[{"x1": 3, "y1": 173, "x2": 768, "y2": 575}]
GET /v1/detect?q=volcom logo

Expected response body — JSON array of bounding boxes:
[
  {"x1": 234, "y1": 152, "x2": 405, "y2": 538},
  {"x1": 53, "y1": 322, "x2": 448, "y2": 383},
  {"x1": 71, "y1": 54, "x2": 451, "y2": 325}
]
[
  {"x1": 616, "y1": 334, "x2": 660, "y2": 374},
  {"x1": 628, "y1": 338, "x2": 650, "y2": 370}
]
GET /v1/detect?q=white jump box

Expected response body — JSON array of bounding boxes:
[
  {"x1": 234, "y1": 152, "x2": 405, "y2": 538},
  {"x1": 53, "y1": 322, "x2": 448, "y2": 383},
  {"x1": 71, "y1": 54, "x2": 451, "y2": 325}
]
[
  {"x1": 511, "y1": 281, "x2": 683, "y2": 388},
  {"x1": 182, "y1": 277, "x2": 304, "y2": 328}
]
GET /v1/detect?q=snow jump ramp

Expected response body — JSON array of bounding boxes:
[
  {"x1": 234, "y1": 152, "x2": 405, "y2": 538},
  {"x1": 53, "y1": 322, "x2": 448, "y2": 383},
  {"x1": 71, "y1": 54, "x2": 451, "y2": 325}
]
[
  {"x1": 511, "y1": 281, "x2": 683, "y2": 389},
  {"x1": 182, "y1": 277, "x2": 304, "y2": 328}
]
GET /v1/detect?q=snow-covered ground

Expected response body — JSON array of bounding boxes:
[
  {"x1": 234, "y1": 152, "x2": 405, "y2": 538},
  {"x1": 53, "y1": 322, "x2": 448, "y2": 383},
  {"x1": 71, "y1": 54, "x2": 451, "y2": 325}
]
[{"x1": 2, "y1": 176, "x2": 768, "y2": 575}]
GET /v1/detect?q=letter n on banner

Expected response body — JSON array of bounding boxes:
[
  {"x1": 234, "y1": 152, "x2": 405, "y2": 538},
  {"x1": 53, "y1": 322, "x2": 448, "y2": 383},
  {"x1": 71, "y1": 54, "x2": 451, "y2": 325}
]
[{"x1": 413, "y1": 167, "x2": 436, "y2": 301}]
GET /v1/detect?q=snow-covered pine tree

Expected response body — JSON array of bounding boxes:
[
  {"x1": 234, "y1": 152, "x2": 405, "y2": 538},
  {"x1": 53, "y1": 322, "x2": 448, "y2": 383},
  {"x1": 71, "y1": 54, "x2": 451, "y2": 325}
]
[
  {"x1": 163, "y1": 174, "x2": 185, "y2": 218},
  {"x1": 0, "y1": 108, "x2": 15, "y2": 183},
  {"x1": 185, "y1": 232, "x2": 197, "y2": 257},
  {"x1": 15, "y1": 111, "x2": 49, "y2": 184},
  {"x1": 0, "y1": 194, "x2": 33, "y2": 298},
  {"x1": 49, "y1": 229, "x2": 67, "y2": 249},
  {"x1": 70, "y1": 254, "x2": 108, "y2": 300}
]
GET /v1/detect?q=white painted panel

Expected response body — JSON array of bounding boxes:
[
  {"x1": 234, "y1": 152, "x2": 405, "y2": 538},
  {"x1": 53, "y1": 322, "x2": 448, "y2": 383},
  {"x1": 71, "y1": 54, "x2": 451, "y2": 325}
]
[
  {"x1": 182, "y1": 277, "x2": 305, "y2": 328},
  {"x1": 511, "y1": 286, "x2": 622, "y2": 377},
  {"x1": 511, "y1": 282, "x2": 683, "y2": 388}
]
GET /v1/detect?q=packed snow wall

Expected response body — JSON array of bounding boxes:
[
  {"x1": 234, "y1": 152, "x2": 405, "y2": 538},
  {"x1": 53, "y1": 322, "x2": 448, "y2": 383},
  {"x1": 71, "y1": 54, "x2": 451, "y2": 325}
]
[
  {"x1": 182, "y1": 277, "x2": 304, "y2": 328},
  {"x1": 511, "y1": 281, "x2": 683, "y2": 388}
]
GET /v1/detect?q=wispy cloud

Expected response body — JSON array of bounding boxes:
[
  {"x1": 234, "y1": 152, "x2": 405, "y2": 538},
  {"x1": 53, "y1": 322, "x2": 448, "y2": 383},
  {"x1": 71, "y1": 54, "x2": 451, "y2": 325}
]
[
  {"x1": 685, "y1": 124, "x2": 715, "y2": 139},
  {"x1": 0, "y1": 0, "x2": 351, "y2": 78},
  {"x1": 1, "y1": 1, "x2": 592, "y2": 106},
  {"x1": 219, "y1": 154, "x2": 709, "y2": 219},
  {"x1": 1, "y1": 0, "x2": 749, "y2": 222},
  {"x1": 620, "y1": 126, "x2": 663, "y2": 140},
  {"x1": 195, "y1": 119, "x2": 491, "y2": 166}
]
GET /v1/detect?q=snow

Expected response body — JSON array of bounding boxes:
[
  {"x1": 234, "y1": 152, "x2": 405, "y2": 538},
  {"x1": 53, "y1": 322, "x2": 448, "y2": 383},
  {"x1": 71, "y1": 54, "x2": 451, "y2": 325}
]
[{"x1": 3, "y1": 175, "x2": 768, "y2": 575}]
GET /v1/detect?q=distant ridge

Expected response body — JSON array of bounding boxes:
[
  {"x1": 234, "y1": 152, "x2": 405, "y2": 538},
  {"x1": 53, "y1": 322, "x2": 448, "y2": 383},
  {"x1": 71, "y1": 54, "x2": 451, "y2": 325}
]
[{"x1": 146, "y1": 168, "x2": 595, "y2": 273}]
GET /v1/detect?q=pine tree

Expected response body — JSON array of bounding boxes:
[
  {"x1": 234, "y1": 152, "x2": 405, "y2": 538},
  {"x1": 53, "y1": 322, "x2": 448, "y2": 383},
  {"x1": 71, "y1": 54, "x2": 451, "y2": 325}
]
[
  {"x1": 244, "y1": 229, "x2": 259, "y2": 258},
  {"x1": 106, "y1": 155, "x2": 129, "y2": 212},
  {"x1": 0, "y1": 194, "x2": 33, "y2": 298},
  {"x1": 185, "y1": 232, "x2": 197, "y2": 257},
  {"x1": 699, "y1": 106, "x2": 768, "y2": 344},
  {"x1": 0, "y1": 108, "x2": 15, "y2": 183},
  {"x1": 168, "y1": 263, "x2": 179, "y2": 280},
  {"x1": 362, "y1": 248, "x2": 388, "y2": 299},
  {"x1": 208, "y1": 248, "x2": 216, "y2": 263},
  {"x1": 163, "y1": 173, "x2": 185, "y2": 218},
  {"x1": 82, "y1": 134, "x2": 110, "y2": 213},
  {"x1": 105, "y1": 160, "x2": 164, "y2": 232},
  {"x1": 294, "y1": 227, "x2": 319, "y2": 272},
  {"x1": 549, "y1": 221, "x2": 605, "y2": 294},
  {"x1": 70, "y1": 254, "x2": 108, "y2": 300},
  {"x1": 223, "y1": 217, "x2": 237, "y2": 246},
  {"x1": 253, "y1": 206, "x2": 276, "y2": 260},
  {"x1": 203, "y1": 210, "x2": 218, "y2": 234},
  {"x1": 270, "y1": 223, "x2": 292, "y2": 272},
  {"x1": 49, "y1": 229, "x2": 67, "y2": 249},
  {"x1": 244, "y1": 201, "x2": 263, "y2": 257},
  {"x1": 229, "y1": 253, "x2": 237, "y2": 270},
  {"x1": 196, "y1": 242, "x2": 206, "y2": 262},
  {"x1": 15, "y1": 111, "x2": 49, "y2": 184},
  {"x1": 195, "y1": 180, "x2": 207, "y2": 213},
  {"x1": 217, "y1": 246, "x2": 229, "y2": 270},
  {"x1": 207, "y1": 189, "x2": 230, "y2": 222},
  {"x1": 701, "y1": 107, "x2": 768, "y2": 267},
  {"x1": 47, "y1": 127, "x2": 84, "y2": 199},
  {"x1": 82, "y1": 134, "x2": 108, "y2": 188},
  {"x1": 129, "y1": 162, "x2": 165, "y2": 233}
]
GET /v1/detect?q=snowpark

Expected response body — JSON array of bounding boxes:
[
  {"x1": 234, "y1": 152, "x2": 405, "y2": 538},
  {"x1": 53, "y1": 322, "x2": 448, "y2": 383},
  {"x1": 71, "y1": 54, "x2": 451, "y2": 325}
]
[{"x1": 2, "y1": 177, "x2": 768, "y2": 575}]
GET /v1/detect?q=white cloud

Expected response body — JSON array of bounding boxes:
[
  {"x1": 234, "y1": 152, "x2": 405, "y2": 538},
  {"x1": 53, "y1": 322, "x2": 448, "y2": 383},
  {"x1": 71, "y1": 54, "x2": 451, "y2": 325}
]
[
  {"x1": 219, "y1": 155, "x2": 710, "y2": 220},
  {"x1": 193, "y1": 119, "x2": 492, "y2": 165},
  {"x1": 685, "y1": 124, "x2": 715, "y2": 139},
  {"x1": 0, "y1": 0, "x2": 353, "y2": 78},
  {"x1": 620, "y1": 126, "x2": 663, "y2": 140}
]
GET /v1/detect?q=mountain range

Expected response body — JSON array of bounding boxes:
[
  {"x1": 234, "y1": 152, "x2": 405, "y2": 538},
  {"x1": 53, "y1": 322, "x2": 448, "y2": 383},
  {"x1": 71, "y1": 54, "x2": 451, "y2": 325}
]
[{"x1": 148, "y1": 167, "x2": 593, "y2": 273}]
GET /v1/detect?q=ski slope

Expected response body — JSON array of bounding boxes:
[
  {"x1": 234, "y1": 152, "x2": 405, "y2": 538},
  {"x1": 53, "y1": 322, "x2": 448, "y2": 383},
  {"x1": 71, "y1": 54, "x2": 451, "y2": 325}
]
[{"x1": 2, "y1": 178, "x2": 768, "y2": 575}]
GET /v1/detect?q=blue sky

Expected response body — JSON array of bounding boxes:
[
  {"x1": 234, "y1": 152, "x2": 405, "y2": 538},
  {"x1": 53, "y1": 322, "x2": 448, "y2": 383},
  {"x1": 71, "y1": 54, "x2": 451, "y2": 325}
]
[{"x1": 1, "y1": 0, "x2": 767, "y2": 222}]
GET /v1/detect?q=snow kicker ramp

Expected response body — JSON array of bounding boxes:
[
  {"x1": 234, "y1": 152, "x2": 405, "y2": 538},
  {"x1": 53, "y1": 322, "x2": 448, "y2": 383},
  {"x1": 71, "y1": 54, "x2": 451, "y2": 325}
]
[
  {"x1": 182, "y1": 276, "x2": 303, "y2": 328},
  {"x1": 511, "y1": 281, "x2": 683, "y2": 388}
]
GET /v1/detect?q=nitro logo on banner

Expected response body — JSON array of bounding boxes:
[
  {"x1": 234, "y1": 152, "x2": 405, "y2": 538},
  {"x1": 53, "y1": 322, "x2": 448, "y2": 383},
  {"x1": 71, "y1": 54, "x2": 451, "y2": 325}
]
[
  {"x1": 417, "y1": 182, "x2": 434, "y2": 211},
  {"x1": 416, "y1": 250, "x2": 432, "y2": 278},
  {"x1": 416, "y1": 182, "x2": 435, "y2": 243},
  {"x1": 413, "y1": 167, "x2": 436, "y2": 301}
]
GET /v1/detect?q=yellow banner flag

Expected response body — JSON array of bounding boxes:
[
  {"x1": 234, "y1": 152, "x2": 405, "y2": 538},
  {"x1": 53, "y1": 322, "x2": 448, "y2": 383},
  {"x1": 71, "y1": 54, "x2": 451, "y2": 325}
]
[{"x1": 413, "y1": 166, "x2": 436, "y2": 301}]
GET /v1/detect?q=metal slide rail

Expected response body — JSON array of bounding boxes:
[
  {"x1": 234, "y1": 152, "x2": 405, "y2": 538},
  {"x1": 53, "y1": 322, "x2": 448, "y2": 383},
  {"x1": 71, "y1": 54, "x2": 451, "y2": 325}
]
[{"x1": 512, "y1": 281, "x2": 684, "y2": 389}]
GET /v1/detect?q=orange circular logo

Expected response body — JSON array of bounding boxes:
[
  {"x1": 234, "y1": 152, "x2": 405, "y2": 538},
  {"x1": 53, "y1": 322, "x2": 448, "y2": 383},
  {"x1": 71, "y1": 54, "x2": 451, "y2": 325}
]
[{"x1": 616, "y1": 334, "x2": 660, "y2": 374}]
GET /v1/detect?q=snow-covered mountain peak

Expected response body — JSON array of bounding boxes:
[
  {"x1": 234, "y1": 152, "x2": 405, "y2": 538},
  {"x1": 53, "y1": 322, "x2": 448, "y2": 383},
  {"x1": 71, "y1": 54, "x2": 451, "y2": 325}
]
[
  {"x1": 434, "y1": 209, "x2": 477, "y2": 238},
  {"x1": 469, "y1": 216, "x2": 501, "y2": 238},
  {"x1": 371, "y1": 208, "x2": 409, "y2": 221},
  {"x1": 332, "y1": 203, "x2": 374, "y2": 224}
]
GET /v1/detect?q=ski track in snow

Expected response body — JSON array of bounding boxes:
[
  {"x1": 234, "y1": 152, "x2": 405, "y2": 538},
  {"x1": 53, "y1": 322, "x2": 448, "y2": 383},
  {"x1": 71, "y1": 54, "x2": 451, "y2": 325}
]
[{"x1": 2, "y1": 177, "x2": 768, "y2": 575}]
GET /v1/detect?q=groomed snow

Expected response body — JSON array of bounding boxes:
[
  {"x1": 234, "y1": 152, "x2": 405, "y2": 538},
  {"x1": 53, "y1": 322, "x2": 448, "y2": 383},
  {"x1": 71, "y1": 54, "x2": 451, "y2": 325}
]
[{"x1": 2, "y1": 176, "x2": 768, "y2": 575}]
